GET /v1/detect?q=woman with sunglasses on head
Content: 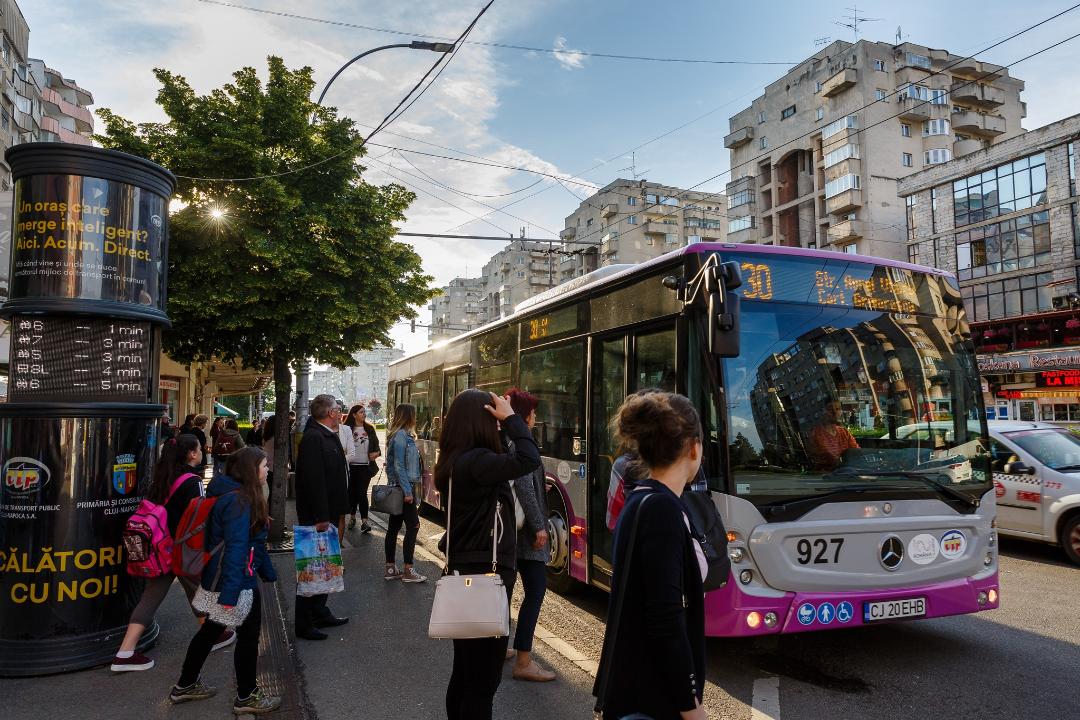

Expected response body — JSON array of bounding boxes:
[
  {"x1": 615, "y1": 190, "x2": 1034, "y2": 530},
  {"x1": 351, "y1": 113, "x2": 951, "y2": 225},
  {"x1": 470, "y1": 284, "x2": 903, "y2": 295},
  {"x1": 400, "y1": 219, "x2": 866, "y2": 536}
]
[{"x1": 344, "y1": 404, "x2": 381, "y2": 533}]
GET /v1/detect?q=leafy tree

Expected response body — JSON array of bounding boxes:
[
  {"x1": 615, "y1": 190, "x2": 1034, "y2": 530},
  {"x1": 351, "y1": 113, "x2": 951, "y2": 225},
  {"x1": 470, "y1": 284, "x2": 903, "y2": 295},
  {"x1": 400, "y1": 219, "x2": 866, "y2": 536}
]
[
  {"x1": 366, "y1": 398, "x2": 382, "y2": 419},
  {"x1": 96, "y1": 57, "x2": 436, "y2": 537}
]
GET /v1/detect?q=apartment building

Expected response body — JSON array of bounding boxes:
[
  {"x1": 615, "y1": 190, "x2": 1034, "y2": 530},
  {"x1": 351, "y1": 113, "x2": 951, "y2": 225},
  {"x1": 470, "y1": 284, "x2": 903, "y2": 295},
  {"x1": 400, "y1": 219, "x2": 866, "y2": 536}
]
[
  {"x1": 899, "y1": 112, "x2": 1080, "y2": 424},
  {"x1": 558, "y1": 178, "x2": 726, "y2": 281},
  {"x1": 30, "y1": 59, "x2": 93, "y2": 147},
  {"x1": 724, "y1": 39, "x2": 1026, "y2": 259},
  {"x1": 428, "y1": 276, "x2": 487, "y2": 344},
  {"x1": 481, "y1": 239, "x2": 559, "y2": 319},
  {"x1": 309, "y1": 345, "x2": 405, "y2": 408}
]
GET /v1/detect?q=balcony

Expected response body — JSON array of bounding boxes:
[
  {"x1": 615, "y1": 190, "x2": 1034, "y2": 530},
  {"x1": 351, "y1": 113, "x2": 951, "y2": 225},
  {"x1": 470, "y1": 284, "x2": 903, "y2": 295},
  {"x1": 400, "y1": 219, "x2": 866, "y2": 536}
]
[
  {"x1": 954, "y1": 137, "x2": 984, "y2": 157},
  {"x1": 559, "y1": 226, "x2": 576, "y2": 240},
  {"x1": 950, "y1": 81, "x2": 1005, "y2": 108},
  {"x1": 41, "y1": 87, "x2": 93, "y2": 132},
  {"x1": 600, "y1": 238, "x2": 617, "y2": 256},
  {"x1": 950, "y1": 58, "x2": 1004, "y2": 80},
  {"x1": 826, "y1": 219, "x2": 866, "y2": 245},
  {"x1": 600, "y1": 203, "x2": 618, "y2": 219},
  {"x1": 724, "y1": 125, "x2": 753, "y2": 149},
  {"x1": 826, "y1": 189, "x2": 862, "y2": 216},
  {"x1": 821, "y1": 68, "x2": 857, "y2": 98},
  {"x1": 643, "y1": 220, "x2": 677, "y2": 235},
  {"x1": 726, "y1": 174, "x2": 756, "y2": 195},
  {"x1": 951, "y1": 110, "x2": 1006, "y2": 137}
]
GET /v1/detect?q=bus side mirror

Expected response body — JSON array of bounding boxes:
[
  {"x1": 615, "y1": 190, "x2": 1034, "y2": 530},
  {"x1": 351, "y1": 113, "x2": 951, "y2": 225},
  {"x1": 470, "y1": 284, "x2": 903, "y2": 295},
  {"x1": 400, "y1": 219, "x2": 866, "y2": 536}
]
[{"x1": 707, "y1": 261, "x2": 742, "y2": 358}]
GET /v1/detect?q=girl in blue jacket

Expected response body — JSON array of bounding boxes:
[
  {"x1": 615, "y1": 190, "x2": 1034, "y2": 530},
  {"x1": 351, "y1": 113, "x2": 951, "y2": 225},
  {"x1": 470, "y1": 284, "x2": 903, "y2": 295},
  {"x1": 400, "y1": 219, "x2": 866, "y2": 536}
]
[
  {"x1": 170, "y1": 446, "x2": 280, "y2": 714},
  {"x1": 384, "y1": 403, "x2": 426, "y2": 583}
]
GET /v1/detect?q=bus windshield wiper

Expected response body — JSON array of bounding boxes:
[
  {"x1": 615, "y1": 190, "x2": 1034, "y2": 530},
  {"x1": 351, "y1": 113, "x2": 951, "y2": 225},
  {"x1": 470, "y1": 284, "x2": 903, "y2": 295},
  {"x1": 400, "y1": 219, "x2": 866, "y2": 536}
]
[
  {"x1": 829, "y1": 470, "x2": 979, "y2": 510},
  {"x1": 760, "y1": 484, "x2": 887, "y2": 516}
]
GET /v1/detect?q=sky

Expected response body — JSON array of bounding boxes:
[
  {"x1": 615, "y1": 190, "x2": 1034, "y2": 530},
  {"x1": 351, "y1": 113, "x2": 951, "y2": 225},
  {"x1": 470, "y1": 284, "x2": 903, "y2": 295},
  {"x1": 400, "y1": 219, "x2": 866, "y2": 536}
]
[{"x1": 23, "y1": 0, "x2": 1080, "y2": 359}]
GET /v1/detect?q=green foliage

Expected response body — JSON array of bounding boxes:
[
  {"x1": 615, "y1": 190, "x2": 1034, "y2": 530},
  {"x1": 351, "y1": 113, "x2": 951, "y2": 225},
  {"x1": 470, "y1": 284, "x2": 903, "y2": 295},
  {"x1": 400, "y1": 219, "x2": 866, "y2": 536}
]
[{"x1": 94, "y1": 57, "x2": 437, "y2": 371}]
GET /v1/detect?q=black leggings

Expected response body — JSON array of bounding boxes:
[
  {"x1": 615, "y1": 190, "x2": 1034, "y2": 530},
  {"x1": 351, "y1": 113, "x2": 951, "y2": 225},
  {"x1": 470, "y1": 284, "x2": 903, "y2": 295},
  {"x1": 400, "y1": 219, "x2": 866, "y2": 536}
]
[
  {"x1": 446, "y1": 565, "x2": 516, "y2": 720},
  {"x1": 178, "y1": 587, "x2": 262, "y2": 698},
  {"x1": 348, "y1": 464, "x2": 373, "y2": 518},
  {"x1": 384, "y1": 498, "x2": 419, "y2": 565}
]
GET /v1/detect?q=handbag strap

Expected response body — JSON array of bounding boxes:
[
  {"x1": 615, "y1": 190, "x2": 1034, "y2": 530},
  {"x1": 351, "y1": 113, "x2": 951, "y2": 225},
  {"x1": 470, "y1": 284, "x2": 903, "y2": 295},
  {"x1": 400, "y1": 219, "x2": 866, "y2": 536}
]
[
  {"x1": 444, "y1": 471, "x2": 500, "y2": 574},
  {"x1": 593, "y1": 491, "x2": 654, "y2": 714}
]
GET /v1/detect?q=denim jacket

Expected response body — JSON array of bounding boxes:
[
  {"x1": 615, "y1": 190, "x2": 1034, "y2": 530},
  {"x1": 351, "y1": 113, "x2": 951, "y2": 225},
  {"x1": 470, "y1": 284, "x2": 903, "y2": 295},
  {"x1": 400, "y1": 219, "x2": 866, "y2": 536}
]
[{"x1": 386, "y1": 430, "x2": 421, "y2": 495}]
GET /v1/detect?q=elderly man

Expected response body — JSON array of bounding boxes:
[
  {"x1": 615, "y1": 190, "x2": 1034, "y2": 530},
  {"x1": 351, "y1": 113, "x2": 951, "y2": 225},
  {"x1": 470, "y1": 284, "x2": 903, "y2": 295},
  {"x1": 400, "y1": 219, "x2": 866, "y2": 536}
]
[{"x1": 294, "y1": 394, "x2": 350, "y2": 641}]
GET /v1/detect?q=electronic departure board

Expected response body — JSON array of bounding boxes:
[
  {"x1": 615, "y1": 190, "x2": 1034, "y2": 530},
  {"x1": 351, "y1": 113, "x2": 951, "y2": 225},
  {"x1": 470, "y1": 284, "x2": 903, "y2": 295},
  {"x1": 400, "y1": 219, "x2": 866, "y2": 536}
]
[{"x1": 7, "y1": 315, "x2": 152, "y2": 403}]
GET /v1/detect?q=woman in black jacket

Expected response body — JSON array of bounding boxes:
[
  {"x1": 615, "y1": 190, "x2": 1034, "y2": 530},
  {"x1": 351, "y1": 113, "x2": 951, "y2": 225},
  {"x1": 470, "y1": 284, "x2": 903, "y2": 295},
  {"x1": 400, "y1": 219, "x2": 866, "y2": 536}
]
[
  {"x1": 434, "y1": 389, "x2": 541, "y2": 720},
  {"x1": 594, "y1": 390, "x2": 708, "y2": 720}
]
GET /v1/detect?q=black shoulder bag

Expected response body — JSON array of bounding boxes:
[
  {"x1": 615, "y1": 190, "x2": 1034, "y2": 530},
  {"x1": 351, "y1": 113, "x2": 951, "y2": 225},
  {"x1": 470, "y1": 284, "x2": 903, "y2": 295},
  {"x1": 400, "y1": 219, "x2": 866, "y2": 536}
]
[
  {"x1": 592, "y1": 492, "x2": 654, "y2": 717},
  {"x1": 681, "y1": 489, "x2": 731, "y2": 592}
]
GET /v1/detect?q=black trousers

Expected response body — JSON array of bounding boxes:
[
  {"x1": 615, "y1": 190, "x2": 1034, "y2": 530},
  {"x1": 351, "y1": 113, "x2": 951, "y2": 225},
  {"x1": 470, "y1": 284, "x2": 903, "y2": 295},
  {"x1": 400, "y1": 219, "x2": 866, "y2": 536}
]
[
  {"x1": 446, "y1": 565, "x2": 516, "y2": 720},
  {"x1": 348, "y1": 464, "x2": 373, "y2": 518},
  {"x1": 385, "y1": 499, "x2": 420, "y2": 565},
  {"x1": 294, "y1": 592, "x2": 332, "y2": 633},
  {"x1": 179, "y1": 586, "x2": 261, "y2": 698}
]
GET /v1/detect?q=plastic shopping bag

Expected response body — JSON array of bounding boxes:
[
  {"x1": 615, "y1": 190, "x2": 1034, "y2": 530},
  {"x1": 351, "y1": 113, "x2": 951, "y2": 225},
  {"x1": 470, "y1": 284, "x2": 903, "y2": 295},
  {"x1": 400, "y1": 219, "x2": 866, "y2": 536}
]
[{"x1": 294, "y1": 525, "x2": 345, "y2": 597}]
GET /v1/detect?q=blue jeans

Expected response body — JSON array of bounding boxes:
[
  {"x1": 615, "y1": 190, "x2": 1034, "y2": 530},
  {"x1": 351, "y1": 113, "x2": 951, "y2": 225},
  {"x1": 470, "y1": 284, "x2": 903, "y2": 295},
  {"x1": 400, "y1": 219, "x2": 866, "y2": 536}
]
[{"x1": 513, "y1": 559, "x2": 547, "y2": 652}]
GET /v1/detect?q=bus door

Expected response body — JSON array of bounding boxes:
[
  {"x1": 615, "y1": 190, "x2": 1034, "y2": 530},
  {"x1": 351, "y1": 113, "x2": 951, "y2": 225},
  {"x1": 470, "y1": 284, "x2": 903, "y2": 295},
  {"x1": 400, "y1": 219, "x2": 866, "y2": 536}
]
[{"x1": 588, "y1": 324, "x2": 677, "y2": 587}]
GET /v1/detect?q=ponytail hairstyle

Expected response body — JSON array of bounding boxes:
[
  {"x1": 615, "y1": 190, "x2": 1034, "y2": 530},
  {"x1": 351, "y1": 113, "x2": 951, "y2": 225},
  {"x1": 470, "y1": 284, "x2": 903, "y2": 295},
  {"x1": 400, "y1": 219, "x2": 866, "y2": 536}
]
[
  {"x1": 149, "y1": 434, "x2": 201, "y2": 504},
  {"x1": 611, "y1": 390, "x2": 701, "y2": 472},
  {"x1": 225, "y1": 446, "x2": 269, "y2": 529}
]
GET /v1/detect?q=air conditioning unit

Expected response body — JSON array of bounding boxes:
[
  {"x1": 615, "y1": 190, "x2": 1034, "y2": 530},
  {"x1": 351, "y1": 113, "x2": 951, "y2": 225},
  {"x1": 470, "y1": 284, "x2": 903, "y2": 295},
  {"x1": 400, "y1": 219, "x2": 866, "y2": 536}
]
[{"x1": 1053, "y1": 292, "x2": 1080, "y2": 310}]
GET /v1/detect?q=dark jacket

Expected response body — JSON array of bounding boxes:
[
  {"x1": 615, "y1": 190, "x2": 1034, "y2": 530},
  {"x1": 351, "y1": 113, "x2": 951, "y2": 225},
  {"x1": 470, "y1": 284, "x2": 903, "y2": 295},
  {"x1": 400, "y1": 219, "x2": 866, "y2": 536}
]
[
  {"x1": 445, "y1": 414, "x2": 540, "y2": 571},
  {"x1": 295, "y1": 419, "x2": 349, "y2": 525},
  {"x1": 212, "y1": 428, "x2": 245, "y2": 459},
  {"x1": 200, "y1": 474, "x2": 277, "y2": 606},
  {"x1": 163, "y1": 465, "x2": 203, "y2": 537},
  {"x1": 596, "y1": 480, "x2": 705, "y2": 720},
  {"x1": 510, "y1": 439, "x2": 549, "y2": 563}
]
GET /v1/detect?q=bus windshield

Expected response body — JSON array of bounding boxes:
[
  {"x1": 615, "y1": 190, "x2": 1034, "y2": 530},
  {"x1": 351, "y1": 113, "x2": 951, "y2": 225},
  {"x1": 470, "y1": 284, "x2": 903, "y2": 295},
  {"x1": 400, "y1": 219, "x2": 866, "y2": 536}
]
[{"x1": 722, "y1": 299, "x2": 991, "y2": 517}]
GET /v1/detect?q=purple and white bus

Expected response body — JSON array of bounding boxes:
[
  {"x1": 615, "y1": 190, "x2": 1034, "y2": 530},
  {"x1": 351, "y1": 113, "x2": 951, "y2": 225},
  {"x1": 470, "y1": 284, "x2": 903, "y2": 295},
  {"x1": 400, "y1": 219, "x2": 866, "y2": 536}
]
[{"x1": 388, "y1": 243, "x2": 1000, "y2": 636}]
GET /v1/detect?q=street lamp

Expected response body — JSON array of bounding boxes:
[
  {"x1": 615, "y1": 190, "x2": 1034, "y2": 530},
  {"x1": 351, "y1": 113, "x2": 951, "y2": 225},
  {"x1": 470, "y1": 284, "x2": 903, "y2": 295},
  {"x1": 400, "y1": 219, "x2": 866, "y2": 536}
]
[{"x1": 315, "y1": 40, "x2": 456, "y2": 108}]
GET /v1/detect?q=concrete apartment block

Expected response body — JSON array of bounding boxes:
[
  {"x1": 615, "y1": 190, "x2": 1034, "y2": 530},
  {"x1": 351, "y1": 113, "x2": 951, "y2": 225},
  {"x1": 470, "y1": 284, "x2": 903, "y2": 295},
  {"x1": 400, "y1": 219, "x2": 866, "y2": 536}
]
[{"x1": 724, "y1": 39, "x2": 1026, "y2": 260}]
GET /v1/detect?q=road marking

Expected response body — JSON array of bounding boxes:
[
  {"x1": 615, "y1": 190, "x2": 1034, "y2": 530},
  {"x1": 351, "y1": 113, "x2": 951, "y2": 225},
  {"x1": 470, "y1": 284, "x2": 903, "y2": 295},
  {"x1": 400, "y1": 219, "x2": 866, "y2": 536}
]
[{"x1": 750, "y1": 676, "x2": 781, "y2": 720}]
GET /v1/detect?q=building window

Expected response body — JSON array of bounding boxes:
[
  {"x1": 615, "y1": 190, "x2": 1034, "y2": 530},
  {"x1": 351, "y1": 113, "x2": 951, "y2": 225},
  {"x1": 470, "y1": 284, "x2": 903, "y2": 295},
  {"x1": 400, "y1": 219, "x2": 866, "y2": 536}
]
[
  {"x1": 781, "y1": 104, "x2": 796, "y2": 120},
  {"x1": 821, "y1": 115, "x2": 857, "y2": 140},
  {"x1": 1070, "y1": 142, "x2": 1077, "y2": 196},
  {"x1": 873, "y1": 58, "x2": 886, "y2": 71},
  {"x1": 627, "y1": 215, "x2": 637, "y2": 225},
  {"x1": 904, "y1": 52, "x2": 931, "y2": 70},
  {"x1": 931, "y1": 187, "x2": 938, "y2": 233},
  {"x1": 824, "y1": 173, "x2": 860, "y2": 199},
  {"x1": 758, "y1": 111, "x2": 767, "y2": 124},
  {"x1": 923, "y1": 119, "x2": 950, "y2": 136},
  {"x1": 956, "y1": 210, "x2": 1051, "y2": 280},
  {"x1": 875, "y1": 88, "x2": 888, "y2": 101},
  {"x1": 688, "y1": 235, "x2": 702, "y2": 244},
  {"x1": 924, "y1": 148, "x2": 952, "y2": 165},
  {"x1": 664, "y1": 233, "x2": 679, "y2": 244},
  {"x1": 960, "y1": 272, "x2": 1053, "y2": 321},
  {"x1": 931, "y1": 89, "x2": 948, "y2": 105},
  {"x1": 899, "y1": 84, "x2": 931, "y2": 102},
  {"x1": 901, "y1": 123, "x2": 911, "y2": 137},
  {"x1": 759, "y1": 136, "x2": 768, "y2": 150},
  {"x1": 586, "y1": 218, "x2": 593, "y2": 227},
  {"x1": 815, "y1": 107, "x2": 825, "y2": 121},
  {"x1": 815, "y1": 81, "x2": 824, "y2": 93},
  {"x1": 953, "y1": 152, "x2": 1047, "y2": 227},
  {"x1": 728, "y1": 216, "x2": 755, "y2": 233},
  {"x1": 906, "y1": 195, "x2": 918, "y2": 241},
  {"x1": 909, "y1": 239, "x2": 937, "y2": 267},
  {"x1": 627, "y1": 196, "x2": 637, "y2": 206},
  {"x1": 728, "y1": 189, "x2": 754, "y2": 209},
  {"x1": 844, "y1": 243, "x2": 858, "y2": 254},
  {"x1": 823, "y1": 143, "x2": 859, "y2": 169},
  {"x1": 515, "y1": 271, "x2": 526, "y2": 279},
  {"x1": 902, "y1": 152, "x2": 913, "y2": 167}
]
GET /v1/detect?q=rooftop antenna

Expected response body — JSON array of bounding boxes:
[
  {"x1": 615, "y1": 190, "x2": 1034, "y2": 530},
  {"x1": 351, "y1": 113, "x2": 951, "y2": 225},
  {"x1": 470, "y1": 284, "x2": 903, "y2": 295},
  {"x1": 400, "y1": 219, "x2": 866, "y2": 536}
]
[
  {"x1": 834, "y1": 4, "x2": 881, "y2": 41},
  {"x1": 619, "y1": 152, "x2": 649, "y2": 181},
  {"x1": 814, "y1": 36, "x2": 831, "y2": 48},
  {"x1": 896, "y1": 25, "x2": 903, "y2": 44}
]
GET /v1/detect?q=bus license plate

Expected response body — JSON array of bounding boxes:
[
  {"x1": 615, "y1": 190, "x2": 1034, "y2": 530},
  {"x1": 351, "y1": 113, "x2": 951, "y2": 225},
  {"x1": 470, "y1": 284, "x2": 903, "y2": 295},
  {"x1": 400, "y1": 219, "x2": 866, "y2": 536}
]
[{"x1": 863, "y1": 597, "x2": 926, "y2": 623}]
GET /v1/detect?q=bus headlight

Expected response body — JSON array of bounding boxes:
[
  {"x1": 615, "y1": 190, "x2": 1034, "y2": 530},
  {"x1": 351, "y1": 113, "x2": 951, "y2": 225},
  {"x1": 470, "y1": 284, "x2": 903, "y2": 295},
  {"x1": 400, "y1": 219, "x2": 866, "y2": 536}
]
[
  {"x1": 988, "y1": 588, "x2": 998, "y2": 604},
  {"x1": 764, "y1": 612, "x2": 779, "y2": 628},
  {"x1": 989, "y1": 532, "x2": 996, "y2": 548},
  {"x1": 984, "y1": 551, "x2": 994, "y2": 567},
  {"x1": 746, "y1": 612, "x2": 762, "y2": 629},
  {"x1": 978, "y1": 591, "x2": 988, "y2": 606},
  {"x1": 739, "y1": 569, "x2": 753, "y2": 585},
  {"x1": 729, "y1": 547, "x2": 745, "y2": 563}
]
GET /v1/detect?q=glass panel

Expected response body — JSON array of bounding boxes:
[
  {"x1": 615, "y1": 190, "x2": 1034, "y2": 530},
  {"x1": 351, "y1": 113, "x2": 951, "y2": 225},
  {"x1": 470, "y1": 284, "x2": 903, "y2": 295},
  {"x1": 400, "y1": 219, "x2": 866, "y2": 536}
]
[
  {"x1": 590, "y1": 336, "x2": 626, "y2": 574},
  {"x1": 1005, "y1": 291, "x2": 1021, "y2": 316},
  {"x1": 1034, "y1": 223, "x2": 1051, "y2": 253},
  {"x1": 1014, "y1": 169, "x2": 1031, "y2": 199},
  {"x1": 635, "y1": 328, "x2": 677, "y2": 391},
  {"x1": 519, "y1": 342, "x2": 586, "y2": 460}
]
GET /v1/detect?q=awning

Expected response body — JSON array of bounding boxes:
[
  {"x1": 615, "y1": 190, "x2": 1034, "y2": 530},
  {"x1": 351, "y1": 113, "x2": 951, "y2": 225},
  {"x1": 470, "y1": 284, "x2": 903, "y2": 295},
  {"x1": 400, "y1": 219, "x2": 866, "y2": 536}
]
[{"x1": 214, "y1": 402, "x2": 239, "y2": 417}]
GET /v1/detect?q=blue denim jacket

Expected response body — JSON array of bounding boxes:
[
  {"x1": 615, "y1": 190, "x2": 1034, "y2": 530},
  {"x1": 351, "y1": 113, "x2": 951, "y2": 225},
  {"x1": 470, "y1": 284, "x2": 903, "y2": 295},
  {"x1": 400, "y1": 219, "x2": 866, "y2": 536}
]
[{"x1": 386, "y1": 430, "x2": 421, "y2": 495}]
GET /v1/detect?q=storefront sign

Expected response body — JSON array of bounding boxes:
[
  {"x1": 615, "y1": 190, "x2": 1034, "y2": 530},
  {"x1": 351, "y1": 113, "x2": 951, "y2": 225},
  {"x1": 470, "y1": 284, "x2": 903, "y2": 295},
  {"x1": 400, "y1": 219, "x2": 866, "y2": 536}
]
[
  {"x1": 158, "y1": 378, "x2": 180, "y2": 391},
  {"x1": 1036, "y1": 370, "x2": 1080, "y2": 388},
  {"x1": 979, "y1": 349, "x2": 1080, "y2": 373}
]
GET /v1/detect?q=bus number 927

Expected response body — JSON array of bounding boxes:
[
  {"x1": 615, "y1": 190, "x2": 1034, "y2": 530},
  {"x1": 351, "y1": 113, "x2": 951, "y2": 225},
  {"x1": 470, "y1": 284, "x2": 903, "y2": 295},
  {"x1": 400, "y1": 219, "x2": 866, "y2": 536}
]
[{"x1": 796, "y1": 537, "x2": 845, "y2": 565}]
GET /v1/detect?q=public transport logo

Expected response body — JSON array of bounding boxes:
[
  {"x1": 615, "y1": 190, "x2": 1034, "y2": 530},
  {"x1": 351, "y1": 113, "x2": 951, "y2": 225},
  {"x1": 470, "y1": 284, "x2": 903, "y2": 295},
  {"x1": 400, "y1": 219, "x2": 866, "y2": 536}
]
[
  {"x1": 940, "y1": 530, "x2": 967, "y2": 559},
  {"x1": 3, "y1": 457, "x2": 51, "y2": 497},
  {"x1": 112, "y1": 453, "x2": 137, "y2": 495}
]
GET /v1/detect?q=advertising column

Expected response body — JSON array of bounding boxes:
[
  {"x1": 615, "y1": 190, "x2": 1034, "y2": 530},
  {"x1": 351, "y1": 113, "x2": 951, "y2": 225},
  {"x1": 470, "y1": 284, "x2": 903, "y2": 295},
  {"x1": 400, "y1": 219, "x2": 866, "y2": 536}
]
[{"x1": 0, "y1": 143, "x2": 174, "y2": 675}]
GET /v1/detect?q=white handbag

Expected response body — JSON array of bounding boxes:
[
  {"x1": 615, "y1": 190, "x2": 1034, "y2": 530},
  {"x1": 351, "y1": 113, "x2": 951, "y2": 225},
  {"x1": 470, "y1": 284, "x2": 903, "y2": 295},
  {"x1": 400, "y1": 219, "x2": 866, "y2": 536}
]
[{"x1": 427, "y1": 478, "x2": 510, "y2": 639}]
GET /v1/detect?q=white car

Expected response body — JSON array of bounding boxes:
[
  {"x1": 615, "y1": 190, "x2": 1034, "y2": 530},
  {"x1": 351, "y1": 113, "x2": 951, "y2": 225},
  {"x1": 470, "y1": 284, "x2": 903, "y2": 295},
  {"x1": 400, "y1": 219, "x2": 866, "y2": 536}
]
[
  {"x1": 880, "y1": 422, "x2": 976, "y2": 483},
  {"x1": 987, "y1": 420, "x2": 1080, "y2": 565}
]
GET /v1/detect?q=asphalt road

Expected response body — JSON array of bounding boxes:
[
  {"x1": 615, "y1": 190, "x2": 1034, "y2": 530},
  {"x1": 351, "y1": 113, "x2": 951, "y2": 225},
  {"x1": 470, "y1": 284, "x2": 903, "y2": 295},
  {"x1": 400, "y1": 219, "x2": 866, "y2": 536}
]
[{"x1": 412, "y1": 509, "x2": 1080, "y2": 720}]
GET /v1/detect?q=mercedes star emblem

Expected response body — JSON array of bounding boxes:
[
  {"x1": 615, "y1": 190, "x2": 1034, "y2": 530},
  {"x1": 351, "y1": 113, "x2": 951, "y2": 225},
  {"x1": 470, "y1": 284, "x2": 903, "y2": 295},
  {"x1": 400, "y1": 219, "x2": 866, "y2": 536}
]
[
  {"x1": 883, "y1": 502, "x2": 893, "y2": 515},
  {"x1": 880, "y1": 536, "x2": 904, "y2": 571}
]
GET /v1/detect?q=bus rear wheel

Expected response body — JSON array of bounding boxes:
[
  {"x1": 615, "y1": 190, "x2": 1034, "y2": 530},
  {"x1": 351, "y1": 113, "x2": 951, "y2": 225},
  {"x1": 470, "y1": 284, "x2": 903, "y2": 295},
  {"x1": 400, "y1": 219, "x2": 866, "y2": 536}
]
[{"x1": 545, "y1": 486, "x2": 578, "y2": 595}]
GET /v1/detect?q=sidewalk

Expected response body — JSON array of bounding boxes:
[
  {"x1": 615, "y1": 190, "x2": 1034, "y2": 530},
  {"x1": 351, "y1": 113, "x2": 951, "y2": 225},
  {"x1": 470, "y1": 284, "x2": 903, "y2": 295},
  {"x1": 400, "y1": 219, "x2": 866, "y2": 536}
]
[{"x1": 3, "y1": 497, "x2": 597, "y2": 720}]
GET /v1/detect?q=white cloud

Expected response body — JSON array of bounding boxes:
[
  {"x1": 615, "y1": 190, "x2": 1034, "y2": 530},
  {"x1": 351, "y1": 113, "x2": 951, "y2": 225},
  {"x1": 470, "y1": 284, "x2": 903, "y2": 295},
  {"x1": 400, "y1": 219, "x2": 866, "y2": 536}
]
[{"x1": 552, "y1": 35, "x2": 586, "y2": 70}]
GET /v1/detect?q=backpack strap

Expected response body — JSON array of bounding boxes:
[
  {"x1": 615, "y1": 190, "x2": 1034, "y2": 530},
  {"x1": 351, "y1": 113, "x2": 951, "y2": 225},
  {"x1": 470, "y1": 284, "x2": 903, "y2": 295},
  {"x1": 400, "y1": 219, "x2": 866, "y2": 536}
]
[{"x1": 166, "y1": 472, "x2": 199, "y2": 503}]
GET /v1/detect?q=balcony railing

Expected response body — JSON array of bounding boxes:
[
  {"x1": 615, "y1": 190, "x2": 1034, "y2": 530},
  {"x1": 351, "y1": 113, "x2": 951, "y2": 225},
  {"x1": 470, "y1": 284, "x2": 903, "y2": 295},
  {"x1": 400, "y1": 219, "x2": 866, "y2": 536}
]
[
  {"x1": 600, "y1": 203, "x2": 618, "y2": 219},
  {"x1": 954, "y1": 137, "x2": 984, "y2": 157},
  {"x1": 949, "y1": 82, "x2": 1005, "y2": 107},
  {"x1": 826, "y1": 219, "x2": 866, "y2": 244},
  {"x1": 724, "y1": 125, "x2": 753, "y2": 149},
  {"x1": 951, "y1": 109, "x2": 1006, "y2": 137},
  {"x1": 821, "y1": 68, "x2": 857, "y2": 98},
  {"x1": 826, "y1": 189, "x2": 863, "y2": 216}
]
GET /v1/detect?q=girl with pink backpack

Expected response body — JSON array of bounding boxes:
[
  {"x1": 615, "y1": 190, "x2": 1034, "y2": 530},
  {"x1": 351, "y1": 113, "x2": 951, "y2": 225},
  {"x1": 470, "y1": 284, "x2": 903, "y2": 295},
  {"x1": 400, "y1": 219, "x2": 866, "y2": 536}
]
[{"x1": 111, "y1": 435, "x2": 234, "y2": 672}]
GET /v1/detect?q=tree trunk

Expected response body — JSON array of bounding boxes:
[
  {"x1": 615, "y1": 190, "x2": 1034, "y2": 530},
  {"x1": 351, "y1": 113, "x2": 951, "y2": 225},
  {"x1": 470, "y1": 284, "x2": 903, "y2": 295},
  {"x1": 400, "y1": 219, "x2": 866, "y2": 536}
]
[{"x1": 269, "y1": 351, "x2": 293, "y2": 541}]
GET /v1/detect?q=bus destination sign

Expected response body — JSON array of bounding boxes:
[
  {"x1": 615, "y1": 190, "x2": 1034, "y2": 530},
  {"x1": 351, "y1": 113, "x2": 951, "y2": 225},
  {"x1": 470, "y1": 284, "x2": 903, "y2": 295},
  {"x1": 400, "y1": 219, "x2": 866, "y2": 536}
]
[{"x1": 8, "y1": 315, "x2": 152, "y2": 403}]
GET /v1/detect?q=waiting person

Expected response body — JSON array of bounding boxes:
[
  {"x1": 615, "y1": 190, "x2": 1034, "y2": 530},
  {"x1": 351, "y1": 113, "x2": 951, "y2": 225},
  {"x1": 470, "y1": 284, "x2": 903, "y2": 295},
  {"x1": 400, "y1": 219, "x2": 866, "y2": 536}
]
[
  {"x1": 593, "y1": 391, "x2": 707, "y2": 720},
  {"x1": 212, "y1": 418, "x2": 246, "y2": 479},
  {"x1": 209, "y1": 417, "x2": 225, "y2": 447},
  {"x1": 294, "y1": 394, "x2": 350, "y2": 641},
  {"x1": 606, "y1": 451, "x2": 648, "y2": 531},
  {"x1": 504, "y1": 389, "x2": 556, "y2": 682},
  {"x1": 809, "y1": 401, "x2": 859, "y2": 471},
  {"x1": 261, "y1": 415, "x2": 279, "y2": 510},
  {"x1": 111, "y1": 435, "x2": 234, "y2": 672},
  {"x1": 344, "y1": 404, "x2": 381, "y2": 533},
  {"x1": 169, "y1": 446, "x2": 280, "y2": 713},
  {"x1": 384, "y1": 404, "x2": 426, "y2": 583},
  {"x1": 179, "y1": 414, "x2": 196, "y2": 435},
  {"x1": 246, "y1": 419, "x2": 263, "y2": 446},
  {"x1": 187, "y1": 414, "x2": 210, "y2": 471},
  {"x1": 434, "y1": 390, "x2": 541, "y2": 720},
  {"x1": 160, "y1": 412, "x2": 176, "y2": 443}
]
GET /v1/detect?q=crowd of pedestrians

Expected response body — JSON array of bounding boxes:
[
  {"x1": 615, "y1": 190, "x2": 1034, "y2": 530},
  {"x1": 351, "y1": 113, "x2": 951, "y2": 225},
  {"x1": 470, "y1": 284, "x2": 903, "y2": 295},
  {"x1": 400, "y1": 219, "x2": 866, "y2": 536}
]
[{"x1": 106, "y1": 382, "x2": 714, "y2": 719}]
